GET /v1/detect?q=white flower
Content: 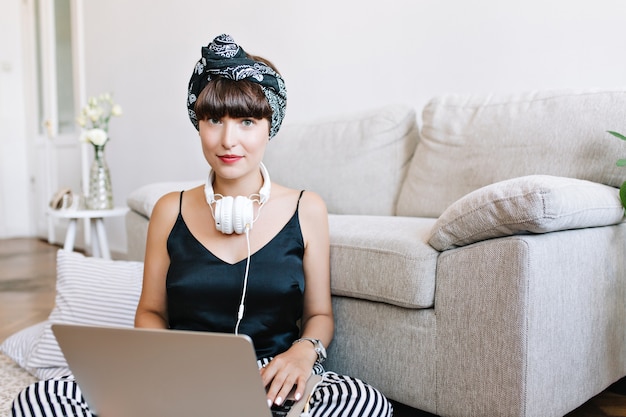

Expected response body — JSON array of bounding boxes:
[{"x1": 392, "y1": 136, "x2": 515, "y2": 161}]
[
  {"x1": 76, "y1": 115, "x2": 87, "y2": 128},
  {"x1": 111, "y1": 104, "x2": 123, "y2": 117},
  {"x1": 81, "y1": 128, "x2": 108, "y2": 146},
  {"x1": 86, "y1": 106, "x2": 103, "y2": 122},
  {"x1": 76, "y1": 92, "x2": 122, "y2": 145}
]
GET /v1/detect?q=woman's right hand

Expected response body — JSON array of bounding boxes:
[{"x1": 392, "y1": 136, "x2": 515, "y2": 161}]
[{"x1": 260, "y1": 342, "x2": 318, "y2": 407}]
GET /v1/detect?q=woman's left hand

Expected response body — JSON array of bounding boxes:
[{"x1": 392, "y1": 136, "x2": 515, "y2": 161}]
[{"x1": 260, "y1": 342, "x2": 318, "y2": 407}]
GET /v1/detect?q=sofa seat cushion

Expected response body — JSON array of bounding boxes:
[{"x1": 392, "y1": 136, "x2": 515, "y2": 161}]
[
  {"x1": 397, "y1": 89, "x2": 626, "y2": 218},
  {"x1": 429, "y1": 175, "x2": 625, "y2": 251},
  {"x1": 329, "y1": 215, "x2": 439, "y2": 309}
]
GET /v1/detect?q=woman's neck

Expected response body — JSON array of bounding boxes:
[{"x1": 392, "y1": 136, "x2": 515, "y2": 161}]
[{"x1": 212, "y1": 169, "x2": 264, "y2": 198}]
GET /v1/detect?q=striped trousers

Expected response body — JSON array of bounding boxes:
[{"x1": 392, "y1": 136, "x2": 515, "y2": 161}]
[{"x1": 12, "y1": 366, "x2": 393, "y2": 417}]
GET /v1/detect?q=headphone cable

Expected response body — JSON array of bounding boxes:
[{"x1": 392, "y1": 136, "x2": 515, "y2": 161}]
[{"x1": 234, "y1": 224, "x2": 252, "y2": 335}]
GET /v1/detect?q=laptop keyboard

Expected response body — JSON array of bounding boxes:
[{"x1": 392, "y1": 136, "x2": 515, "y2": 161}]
[{"x1": 271, "y1": 399, "x2": 296, "y2": 417}]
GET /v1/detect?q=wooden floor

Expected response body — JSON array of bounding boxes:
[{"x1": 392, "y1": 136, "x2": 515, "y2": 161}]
[
  {"x1": 2, "y1": 237, "x2": 626, "y2": 416},
  {"x1": 0, "y1": 238, "x2": 57, "y2": 342}
]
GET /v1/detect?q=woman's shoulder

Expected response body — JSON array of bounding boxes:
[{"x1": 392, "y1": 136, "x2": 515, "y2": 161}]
[
  {"x1": 152, "y1": 185, "x2": 204, "y2": 218},
  {"x1": 271, "y1": 185, "x2": 328, "y2": 231},
  {"x1": 273, "y1": 186, "x2": 329, "y2": 246},
  {"x1": 271, "y1": 185, "x2": 326, "y2": 211},
  {"x1": 299, "y1": 190, "x2": 327, "y2": 216}
]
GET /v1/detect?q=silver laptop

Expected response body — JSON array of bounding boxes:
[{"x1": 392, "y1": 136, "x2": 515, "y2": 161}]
[{"x1": 52, "y1": 324, "x2": 321, "y2": 417}]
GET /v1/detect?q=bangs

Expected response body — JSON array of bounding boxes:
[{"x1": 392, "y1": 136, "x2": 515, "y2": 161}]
[{"x1": 195, "y1": 77, "x2": 272, "y2": 121}]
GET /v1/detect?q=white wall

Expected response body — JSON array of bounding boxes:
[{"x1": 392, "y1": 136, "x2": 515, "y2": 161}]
[
  {"x1": 19, "y1": 0, "x2": 626, "y2": 252},
  {"x1": 0, "y1": 0, "x2": 33, "y2": 238}
]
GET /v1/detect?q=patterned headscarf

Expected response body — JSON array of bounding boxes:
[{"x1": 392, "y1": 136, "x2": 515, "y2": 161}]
[{"x1": 187, "y1": 34, "x2": 287, "y2": 139}]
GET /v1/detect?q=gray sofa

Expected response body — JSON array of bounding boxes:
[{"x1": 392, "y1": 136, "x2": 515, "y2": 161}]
[{"x1": 125, "y1": 89, "x2": 626, "y2": 417}]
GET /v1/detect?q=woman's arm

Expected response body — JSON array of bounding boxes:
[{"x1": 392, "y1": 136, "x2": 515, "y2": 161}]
[
  {"x1": 298, "y1": 191, "x2": 334, "y2": 350},
  {"x1": 261, "y1": 190, "x2": 333, "y2": 406},
  {"x1": 134, "y1": 191, "x2": 180, "y2": 329}
]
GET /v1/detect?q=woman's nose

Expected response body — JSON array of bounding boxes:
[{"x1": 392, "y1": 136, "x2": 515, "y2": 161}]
[{"x1": 220, "y1": 122, "x2": 236, "y2": 149}]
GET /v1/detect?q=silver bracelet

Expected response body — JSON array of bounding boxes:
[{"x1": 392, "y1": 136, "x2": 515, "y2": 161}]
[{"x1": 292, "y1": 338, "x2": 327, "y2": 363}]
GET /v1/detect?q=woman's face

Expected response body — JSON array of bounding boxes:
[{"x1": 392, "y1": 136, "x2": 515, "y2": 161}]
[{"x1": 199, "y1": 116, "x2": 270, "y2": 182}]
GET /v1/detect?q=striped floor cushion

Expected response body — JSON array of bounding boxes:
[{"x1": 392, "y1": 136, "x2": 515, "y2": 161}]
[{"x1": 0, "y1": 250, "x2": 143, "y2": 380}]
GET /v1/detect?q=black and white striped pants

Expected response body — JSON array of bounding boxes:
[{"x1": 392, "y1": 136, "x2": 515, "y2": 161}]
[{"x1": 12, "y1": 365, "x2": 393, "y2": 417}]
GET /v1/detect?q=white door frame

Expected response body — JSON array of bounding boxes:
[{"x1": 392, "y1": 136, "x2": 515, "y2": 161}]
[
  {"x1": 22, "y1": 0, "x2": 89, "y2": 243},
  {"x1": 70, "y1": 0, "x2": 89, "y2": 196},
  {"x1": 0, "y1": 0, "x2": 33, "y2": 238}
]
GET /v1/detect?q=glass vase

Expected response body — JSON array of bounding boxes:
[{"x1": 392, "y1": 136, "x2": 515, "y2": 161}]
[{"x1": 86, "y1": 144, "x2": 114, "y2": 210}]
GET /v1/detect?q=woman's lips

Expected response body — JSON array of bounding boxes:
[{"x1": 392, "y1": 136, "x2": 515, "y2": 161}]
[{"x1": 219, "y1": 155, "x2": 242, "y2": 164}]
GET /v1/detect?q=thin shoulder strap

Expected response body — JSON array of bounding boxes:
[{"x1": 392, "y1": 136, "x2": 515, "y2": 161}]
[
  {"x1": 178, "y1": 191, "x2": 184, "y2": 214},
  {"x1": 296, "y1": 190, "x2": 305, "y2": 209}
]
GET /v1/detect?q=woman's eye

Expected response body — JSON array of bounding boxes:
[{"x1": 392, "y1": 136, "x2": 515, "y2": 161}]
[
  {"x1": 209, "y1": 118, "x2": 221, "y2": 125},
  {"x1": 241, "y1": 119, "x2": 254, "y2": 127}
]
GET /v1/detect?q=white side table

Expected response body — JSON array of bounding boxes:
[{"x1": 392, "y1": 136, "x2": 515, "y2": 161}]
[{"x1": 47, "y1": 206, "x2": 129, "y2": 260}]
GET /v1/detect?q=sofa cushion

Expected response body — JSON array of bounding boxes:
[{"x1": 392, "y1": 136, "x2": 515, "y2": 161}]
[
  {"x1": 24, "y1": 250, "x2": 143, "y2": 379},
  {"x1": 428, "y1": 175, "x2": 625, "y2": 251},
  {"x1": 397, "y1": 89, "x2": 626, "y2": 218},
  {"x1": 329, "y1": 214, "x2": 439, "y2": 309},
  {"x1": 127, "y1": 180, "x2": 202, "y2": 219},
  {"x1": 0, "y1": 321, "x2": 46, "y2": 371},
  {"x1": 265, "y1": 104, "x2": 419, "y2": 216}
]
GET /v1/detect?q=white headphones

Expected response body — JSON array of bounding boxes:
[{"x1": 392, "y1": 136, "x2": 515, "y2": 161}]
[
  {"x1": 204, "y1": 162, "x2": 271, "y2": 235},
  {"x1": 204, "y1": 162, "x2": 271, "y2": 334}
]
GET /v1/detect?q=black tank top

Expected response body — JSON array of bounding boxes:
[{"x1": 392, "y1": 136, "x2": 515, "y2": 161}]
[{"x1": 166, "y1": 191, "x2": 305, "y2": 359}]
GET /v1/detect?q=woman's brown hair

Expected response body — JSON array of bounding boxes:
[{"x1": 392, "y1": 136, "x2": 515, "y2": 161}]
[{"x1": 194, "y1": 54, "x2": 280, "y2": 126}]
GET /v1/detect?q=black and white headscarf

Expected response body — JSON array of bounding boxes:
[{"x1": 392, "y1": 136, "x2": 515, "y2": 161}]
[{"x1": 187, "y1": 34, "x2": 287, "y2": 139}]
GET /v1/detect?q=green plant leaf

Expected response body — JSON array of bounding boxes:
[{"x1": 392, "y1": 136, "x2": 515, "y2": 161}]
[
  {"x1": 617, "y1": 159, "x2": 626, "y2": 167},
  {"x1": 608, "y1": 130, "x2": 626, "y2": 141},
  {"x1": 620, "y1": 181, "x2": 626, "y2": 211}
]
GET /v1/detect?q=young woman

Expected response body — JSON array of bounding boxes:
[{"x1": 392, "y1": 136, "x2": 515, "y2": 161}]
[{"x1": 12, "y1": 34, "x2": 393, "y2": 417}]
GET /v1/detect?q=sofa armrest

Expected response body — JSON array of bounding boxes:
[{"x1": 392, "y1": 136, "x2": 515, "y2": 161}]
[
  {"x1": 428, "y1": 175, "x2": 624, "y2": 251},
  {"x1": 434, "y1": 224, "x2": 626, "y2": 416},
  {"x1": 126, "y1": 210, "x2": 149, "y2": 262}
]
